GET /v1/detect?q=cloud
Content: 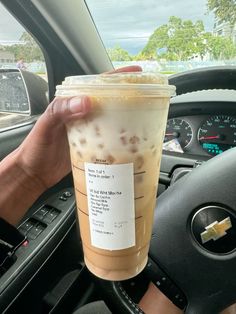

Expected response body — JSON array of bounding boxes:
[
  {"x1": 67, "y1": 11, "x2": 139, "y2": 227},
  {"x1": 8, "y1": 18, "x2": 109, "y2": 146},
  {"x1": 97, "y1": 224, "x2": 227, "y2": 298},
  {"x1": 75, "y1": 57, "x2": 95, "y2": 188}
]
[
  {"x1": 87, "y1": 0, "x2": 215, "y2": 53},
  {"x1": 0, "y1": 0, "x2": 215, "y2": 54},
  {"x1": 0, "y1": 3, "x2": 24, "y2": 42}
]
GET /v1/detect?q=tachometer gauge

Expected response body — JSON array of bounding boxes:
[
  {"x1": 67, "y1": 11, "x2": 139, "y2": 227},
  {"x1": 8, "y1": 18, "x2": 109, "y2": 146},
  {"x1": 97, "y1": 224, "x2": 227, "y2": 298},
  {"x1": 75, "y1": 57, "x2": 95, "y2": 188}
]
[
  {"x1": 198, "y1": 115, "x2": 236, "y2": 156},
  {"x1": 164, "y1": 118, "x2": 193, "y2": 151}
]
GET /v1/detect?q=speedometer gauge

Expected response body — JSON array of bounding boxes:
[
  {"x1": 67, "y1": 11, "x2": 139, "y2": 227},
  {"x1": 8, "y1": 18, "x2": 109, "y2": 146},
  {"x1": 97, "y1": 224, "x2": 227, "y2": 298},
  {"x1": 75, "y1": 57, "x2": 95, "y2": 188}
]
[
  {"x1": 198, "y1": 115, "x2": 236, "y2": 156},
  {"x1": 164, "y1": 118, "x2": 193, "y2": 150}
]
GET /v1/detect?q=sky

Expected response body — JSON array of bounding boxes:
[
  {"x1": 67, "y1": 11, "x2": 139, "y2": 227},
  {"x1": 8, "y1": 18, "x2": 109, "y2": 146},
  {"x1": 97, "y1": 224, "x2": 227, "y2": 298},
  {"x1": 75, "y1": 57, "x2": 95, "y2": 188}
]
[
  {"x1": 0, "y1": 0, "x2": 215, "y2": 53},
  {"x1": 0, "y1": 3, "x2": 24, "y2": 44},
  {"x1": 86, "y1": 0, "x2": 215, "y2": 54}
]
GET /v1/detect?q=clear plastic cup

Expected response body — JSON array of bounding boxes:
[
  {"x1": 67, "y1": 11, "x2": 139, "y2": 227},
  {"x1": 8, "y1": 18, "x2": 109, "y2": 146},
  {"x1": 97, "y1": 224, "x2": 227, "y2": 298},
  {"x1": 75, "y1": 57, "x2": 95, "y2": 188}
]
[{"x1": 55, "y1": 72, "x2": 175, "y2": 281}]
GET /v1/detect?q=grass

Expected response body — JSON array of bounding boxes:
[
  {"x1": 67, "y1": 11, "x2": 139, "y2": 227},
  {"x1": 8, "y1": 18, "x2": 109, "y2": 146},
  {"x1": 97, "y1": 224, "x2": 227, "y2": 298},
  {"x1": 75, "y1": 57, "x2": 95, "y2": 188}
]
[{"x1": 160, "y1": 71, "x2": 176, "y2": 75}]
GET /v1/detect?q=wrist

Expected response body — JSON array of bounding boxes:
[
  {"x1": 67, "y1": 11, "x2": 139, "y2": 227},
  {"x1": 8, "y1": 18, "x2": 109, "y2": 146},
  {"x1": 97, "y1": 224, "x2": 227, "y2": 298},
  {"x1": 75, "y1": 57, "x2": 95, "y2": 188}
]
[
  {"x1": 15, "y1": 148, "x2": 47, "y2": 193},
  {"x1": 0, "y1": 150, "x2": 45, "y2": 225}
]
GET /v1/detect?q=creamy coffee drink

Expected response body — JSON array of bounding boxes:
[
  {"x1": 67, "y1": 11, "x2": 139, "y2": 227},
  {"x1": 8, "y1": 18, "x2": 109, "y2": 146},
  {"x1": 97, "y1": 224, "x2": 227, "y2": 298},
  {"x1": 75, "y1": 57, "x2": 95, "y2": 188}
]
[{"x1": 56, "y1": 72, "x2": 175, "y2": 280}]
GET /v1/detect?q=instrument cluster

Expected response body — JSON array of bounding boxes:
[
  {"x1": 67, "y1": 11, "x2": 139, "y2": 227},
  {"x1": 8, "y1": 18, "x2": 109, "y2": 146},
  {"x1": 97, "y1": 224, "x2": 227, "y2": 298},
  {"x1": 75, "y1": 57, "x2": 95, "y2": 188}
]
[{"x1": 163, "y1": 115, "x2": 236, "y2": 157}]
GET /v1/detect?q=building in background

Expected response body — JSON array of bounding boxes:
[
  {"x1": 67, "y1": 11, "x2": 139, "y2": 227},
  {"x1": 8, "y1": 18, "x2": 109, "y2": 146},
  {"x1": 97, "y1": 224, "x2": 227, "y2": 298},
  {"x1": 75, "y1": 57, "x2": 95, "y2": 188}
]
[
  {"x1": 213, "y1": 19, "x2": 236, "y2": 43},
  {"x1": 0, "y1": 51, "x2": 15, "y2": 65}
]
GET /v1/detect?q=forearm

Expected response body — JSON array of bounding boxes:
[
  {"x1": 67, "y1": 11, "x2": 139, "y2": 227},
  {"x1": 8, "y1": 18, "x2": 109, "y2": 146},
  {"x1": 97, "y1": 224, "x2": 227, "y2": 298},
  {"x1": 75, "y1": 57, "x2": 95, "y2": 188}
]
[{"x1": 0, "y1": 149, "x2": 45, "y2": 225}]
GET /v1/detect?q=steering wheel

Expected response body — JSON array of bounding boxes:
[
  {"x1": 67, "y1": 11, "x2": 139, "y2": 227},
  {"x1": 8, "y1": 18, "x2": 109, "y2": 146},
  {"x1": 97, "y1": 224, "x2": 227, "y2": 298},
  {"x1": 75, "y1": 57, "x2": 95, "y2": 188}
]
[{"x1": 93, "y1": 66, "x2": 236, "y2": 314}]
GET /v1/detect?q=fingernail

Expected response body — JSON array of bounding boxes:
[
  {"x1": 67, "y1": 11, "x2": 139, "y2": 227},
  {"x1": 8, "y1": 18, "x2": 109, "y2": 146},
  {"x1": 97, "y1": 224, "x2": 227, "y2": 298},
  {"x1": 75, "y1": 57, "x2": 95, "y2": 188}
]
[{"x1": 69, "y1": 96, "x2": 87, "y2": 114}]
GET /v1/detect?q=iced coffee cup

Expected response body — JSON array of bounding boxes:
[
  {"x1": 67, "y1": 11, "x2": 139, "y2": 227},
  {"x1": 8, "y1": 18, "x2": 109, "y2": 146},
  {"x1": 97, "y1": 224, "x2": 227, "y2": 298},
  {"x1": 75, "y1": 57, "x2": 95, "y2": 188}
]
[{"x1": 55, "y1": 72, "x2": 175, "y2": 281}]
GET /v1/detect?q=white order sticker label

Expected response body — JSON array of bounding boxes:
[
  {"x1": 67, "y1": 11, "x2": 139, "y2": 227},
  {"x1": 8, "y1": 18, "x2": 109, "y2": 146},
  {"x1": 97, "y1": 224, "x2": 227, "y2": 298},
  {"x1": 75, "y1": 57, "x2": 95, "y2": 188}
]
[{"x1": 85, "y1": 163, "x2": 135, "y2": 250}]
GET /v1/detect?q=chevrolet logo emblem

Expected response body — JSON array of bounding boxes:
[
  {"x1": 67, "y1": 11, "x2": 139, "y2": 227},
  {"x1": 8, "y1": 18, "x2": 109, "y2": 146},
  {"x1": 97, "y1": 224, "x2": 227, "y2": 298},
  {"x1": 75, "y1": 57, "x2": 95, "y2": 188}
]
[{"x1": 200, "y1": 217, "x2": 232, "y2": 244}]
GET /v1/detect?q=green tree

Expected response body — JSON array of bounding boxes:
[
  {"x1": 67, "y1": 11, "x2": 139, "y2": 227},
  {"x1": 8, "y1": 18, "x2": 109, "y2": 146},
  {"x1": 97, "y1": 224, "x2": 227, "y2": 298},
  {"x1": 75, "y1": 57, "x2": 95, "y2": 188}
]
[
  {"x1": 6, "y1": 32, "x2": 44, "y2": 62},
  {"x1": 19, "y1": 32, "x2": 44, "y2": 62},
  {"x1": 107, "y1": 45, "x2": 132, "y2": 61},
  {"x1": 207, "y1": 33, "x2": 236, "y2": 59},
  {"x1": 142, "y1": 24, "x2": 169, "y2": 60},
  {"x1": 133, "y1": 51, "x2": 154, "y2": 61},
  {"x1": 207, "y1": 0, "x2": 236, "y2": 30},
  {"x1": 142, "y1": 16, "x2": 207, "y2": 61}
]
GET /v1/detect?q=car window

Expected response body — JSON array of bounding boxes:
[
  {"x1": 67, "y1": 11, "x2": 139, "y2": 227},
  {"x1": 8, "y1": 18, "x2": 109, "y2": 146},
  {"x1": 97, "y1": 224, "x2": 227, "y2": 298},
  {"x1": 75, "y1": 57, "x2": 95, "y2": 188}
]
[
  {"x1": 86, "y1": 0, "x2": 236, "y2": 74},
  {"x1": 0, "y1": 3, "x2": 48, "y2": 131}
]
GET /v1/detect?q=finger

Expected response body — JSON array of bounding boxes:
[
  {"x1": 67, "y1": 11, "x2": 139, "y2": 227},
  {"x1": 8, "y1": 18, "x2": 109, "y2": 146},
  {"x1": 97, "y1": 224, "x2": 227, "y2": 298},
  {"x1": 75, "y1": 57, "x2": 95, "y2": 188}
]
[
  {"x1": 45, "y1": 96, "x2": 91, "y2": 123},
  {"x1": 106, "y1": 65, "x2": 142, "y2": 74},
  {"x1": 27, "y1": 96, "x2": 91, "y2": 141}
]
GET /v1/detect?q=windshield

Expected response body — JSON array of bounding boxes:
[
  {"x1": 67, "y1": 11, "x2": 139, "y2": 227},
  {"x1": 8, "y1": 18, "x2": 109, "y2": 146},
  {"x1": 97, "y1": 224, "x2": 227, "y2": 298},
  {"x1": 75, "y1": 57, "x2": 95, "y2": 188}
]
[{"x1": 86, "y1": 0, "x2": 236, "y2": 74}]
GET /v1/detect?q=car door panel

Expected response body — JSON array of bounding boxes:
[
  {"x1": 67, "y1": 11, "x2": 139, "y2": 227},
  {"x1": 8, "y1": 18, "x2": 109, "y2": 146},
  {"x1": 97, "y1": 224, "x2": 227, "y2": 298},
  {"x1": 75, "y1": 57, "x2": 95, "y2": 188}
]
[{"x1": 0, "y1": 122, "x2": 35, "y2": 160}]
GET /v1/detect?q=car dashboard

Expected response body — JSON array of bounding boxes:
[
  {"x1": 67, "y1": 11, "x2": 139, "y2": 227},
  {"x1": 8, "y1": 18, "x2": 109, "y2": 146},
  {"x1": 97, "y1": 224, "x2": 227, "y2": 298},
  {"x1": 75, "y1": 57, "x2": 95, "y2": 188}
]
[
  {"x1": 158, "y1": 88, "x2": 236, "y2": 194},
  {"x1": 163, "y1": 89, "x2": 236, "y2": 159}
]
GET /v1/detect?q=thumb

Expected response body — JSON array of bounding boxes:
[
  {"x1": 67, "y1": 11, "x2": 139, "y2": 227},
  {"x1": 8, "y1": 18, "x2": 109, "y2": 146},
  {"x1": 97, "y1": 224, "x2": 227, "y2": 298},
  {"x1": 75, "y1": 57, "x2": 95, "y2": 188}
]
[
  {"x1": 45, "y1": 96, "x2": 91, "y2": 123},
  {"x1": 18, "y1": 96, "x2": 91, "y2": 150}
]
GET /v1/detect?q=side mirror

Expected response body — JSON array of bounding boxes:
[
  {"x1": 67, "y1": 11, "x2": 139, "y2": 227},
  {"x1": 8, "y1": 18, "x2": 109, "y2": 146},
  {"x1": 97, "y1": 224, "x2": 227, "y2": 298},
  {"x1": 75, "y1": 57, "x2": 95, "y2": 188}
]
[{"x1": 0, "y1": 69, "x2": 48, "y2": 116}]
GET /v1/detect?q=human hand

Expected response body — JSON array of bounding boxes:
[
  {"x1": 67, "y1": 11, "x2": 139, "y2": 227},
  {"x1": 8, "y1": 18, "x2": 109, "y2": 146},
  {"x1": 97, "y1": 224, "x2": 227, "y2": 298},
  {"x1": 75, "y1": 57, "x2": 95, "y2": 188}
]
[
  {"x1": 16, "y1": 65, "x2": 142, "y2": 192},
  {"x1": 139, "y1": 282, "x2": 183, "y2": 314},
  {"x1": 16, "y1": 95, "x2": 91, "y2": 191}
]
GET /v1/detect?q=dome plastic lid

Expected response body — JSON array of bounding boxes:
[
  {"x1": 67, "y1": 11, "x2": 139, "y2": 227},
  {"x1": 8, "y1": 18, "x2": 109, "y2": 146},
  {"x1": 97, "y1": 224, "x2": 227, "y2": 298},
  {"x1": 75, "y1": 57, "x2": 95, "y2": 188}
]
[{"x1": 55, "y1": 72, "x2": 176, "y2": 97}]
